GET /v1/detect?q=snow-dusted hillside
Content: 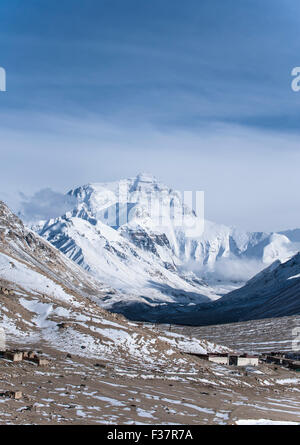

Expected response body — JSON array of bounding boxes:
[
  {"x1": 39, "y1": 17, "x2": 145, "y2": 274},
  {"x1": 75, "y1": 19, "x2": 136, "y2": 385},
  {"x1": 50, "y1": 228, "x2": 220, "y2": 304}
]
[
  {"x1": 220, "y1": 252, "x2": 300, "y2": 319},
  {"x1": 0, "y1": 201, "x2": 227, "y2": 372},
  {"x1": 34, "y1": 174, "x2": 299, "y2": 315}
]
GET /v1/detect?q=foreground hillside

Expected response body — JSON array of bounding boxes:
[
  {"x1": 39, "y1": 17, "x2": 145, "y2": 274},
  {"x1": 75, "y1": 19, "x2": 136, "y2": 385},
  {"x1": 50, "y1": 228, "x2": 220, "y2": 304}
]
[{"x1": 1, "y1": 339, "x2": 300, "y2": 425}]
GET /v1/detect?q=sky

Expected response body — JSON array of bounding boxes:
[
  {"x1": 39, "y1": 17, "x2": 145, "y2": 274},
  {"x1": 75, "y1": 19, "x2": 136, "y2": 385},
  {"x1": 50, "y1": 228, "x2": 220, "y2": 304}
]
[{"x1": 0, "y1": 0, "x2": 300, "y2": 231}]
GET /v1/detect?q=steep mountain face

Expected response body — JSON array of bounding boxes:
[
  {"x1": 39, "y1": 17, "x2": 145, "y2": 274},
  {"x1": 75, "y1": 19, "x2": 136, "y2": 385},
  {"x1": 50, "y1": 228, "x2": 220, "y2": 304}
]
[
  {"x1": 0, "y1": 200, "x2": 111, "y2": 299},
  {"x1": 0, "y1": 200, "x2": 227, "y2": 372},
  {"x1": 64, "y1": 173, "x2": 295, "y2": 269},
  {"x1": 147, "y1": 253, "x2": 300, "y2": 326},
  {"x1": 38, "y1": 215, "x2": 218, "y2": 307},
  {"x1": 34, "y1": 174, "x2": 299, "y2": 317},
  {"x1": 36, "y1": 174, "x2": 222, "y2": 306},
  {"x1": 219, "y1": 252, "x2": 300, "y2": 320}
]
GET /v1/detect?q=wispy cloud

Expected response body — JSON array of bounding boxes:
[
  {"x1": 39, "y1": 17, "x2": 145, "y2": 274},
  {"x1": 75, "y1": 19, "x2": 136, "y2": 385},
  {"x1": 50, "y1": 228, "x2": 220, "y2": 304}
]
[
  {"x1": 185, "y1": 256, "x2": 265, "y2": 283},
  {"x1": 19, "y1": 188, "x2": 76, "y2": 222}
]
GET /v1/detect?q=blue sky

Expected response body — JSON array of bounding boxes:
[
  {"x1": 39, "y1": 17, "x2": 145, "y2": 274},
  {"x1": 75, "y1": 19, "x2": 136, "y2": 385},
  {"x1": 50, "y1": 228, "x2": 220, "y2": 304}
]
[{"x1": 0, "y1": 0, "x2": 300, "y2": 231}]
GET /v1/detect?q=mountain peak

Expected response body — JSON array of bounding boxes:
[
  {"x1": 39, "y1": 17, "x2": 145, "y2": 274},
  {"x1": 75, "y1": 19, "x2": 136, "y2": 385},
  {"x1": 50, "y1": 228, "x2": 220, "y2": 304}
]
[
  {"x1": 130, "y1": 172, "x2": 165, "y2": 194},
  {"x1": 134, "y1": 172, "x2": 158, "y2": 183},
  {"x1": 0, "y1": 199, "x2": 24, "y2": 232}
]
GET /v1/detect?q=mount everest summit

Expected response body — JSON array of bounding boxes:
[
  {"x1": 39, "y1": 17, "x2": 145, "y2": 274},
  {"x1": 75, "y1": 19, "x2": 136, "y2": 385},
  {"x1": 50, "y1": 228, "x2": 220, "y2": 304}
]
[{"x1": 20, "y1": 172, "x2": 300, "y2": 323}]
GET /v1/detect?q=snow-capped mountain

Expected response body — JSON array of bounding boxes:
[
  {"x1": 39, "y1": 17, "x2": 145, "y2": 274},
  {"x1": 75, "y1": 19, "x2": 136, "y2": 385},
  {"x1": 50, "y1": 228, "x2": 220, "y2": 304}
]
[
  {"x1": 60, "y1": 173, "x2": 297, "y2": 268},
  {"x1": 33, "y1": 173, "x2": 299, "y2": 317}
]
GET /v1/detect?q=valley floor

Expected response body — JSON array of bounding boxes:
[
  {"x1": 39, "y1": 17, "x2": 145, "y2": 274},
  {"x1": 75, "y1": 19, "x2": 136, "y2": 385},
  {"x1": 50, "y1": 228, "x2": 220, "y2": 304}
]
[
  {"x1": 168, "y1": 315, "x2": 300, "y2": 354},
  {"x1": 0, "y1": 340, "x2": 300, "y2": 425}
]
